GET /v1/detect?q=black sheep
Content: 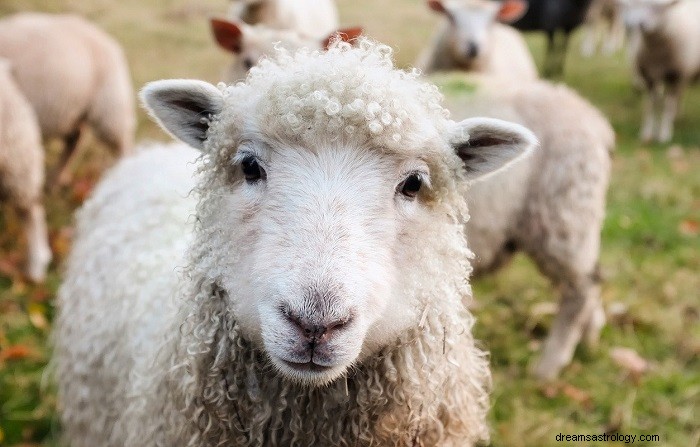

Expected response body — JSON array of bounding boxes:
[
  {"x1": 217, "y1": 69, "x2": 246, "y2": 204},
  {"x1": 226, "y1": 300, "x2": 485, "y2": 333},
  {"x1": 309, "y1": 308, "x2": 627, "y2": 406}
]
[{"x1": 509, "y1": 0, "x2": 595, "y2": 76}]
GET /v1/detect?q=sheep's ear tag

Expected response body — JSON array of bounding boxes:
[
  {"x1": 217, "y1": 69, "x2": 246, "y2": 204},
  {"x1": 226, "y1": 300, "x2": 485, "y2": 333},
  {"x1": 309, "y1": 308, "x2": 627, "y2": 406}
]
[
  {"x1": 322, "y1": 27, "x2": 363, "y2": 49},
  {"x1": 497, "y1": 0, "x2": 528, "y2": 23},
  {"x1": 428, "y1": 0, "x2": 447, "y2": 14},
  {"x1": 451, "y1": 117, "x2": 537, "y2": 181},
  {"x1": 211, "y1": 18, "x2": 244, "y2": 54},
  {"x1": 140, "y1": 80, "x2": 224, "y2": 151}
]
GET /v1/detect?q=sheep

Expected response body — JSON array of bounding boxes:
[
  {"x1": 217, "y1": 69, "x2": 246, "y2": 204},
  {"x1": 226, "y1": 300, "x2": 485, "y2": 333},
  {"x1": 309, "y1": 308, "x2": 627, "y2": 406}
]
[
  {"x1": 580, "y1": 0, "x2": 626, "y2": 56},
  {"x1": 509, "y1": 0, "x2": 595, "y2": 77},
  {"x1": 228, "y1": 0, "x2": 339, "y2": 39},
  {"x1": 0, "y1": 59, "x2": 51, "y2": 282},
  {"x1": 211, "y1": 17, "x2": 362, "y2": 82},
  {"x1": 616, "y1": 0, "x2": 700, "y2": 143},
  {"x1": 417, "y1": 0, "x2": 539, "y2": 80},
  {"x1": 0, "y1": 12, "x2": 135, "y2": 185},
  {"x1": 54, "y1": 40, "x2": 539, "y2": 447},
  {"x1": 433, "y1": 72, "x2": 614, "y2": 379}
]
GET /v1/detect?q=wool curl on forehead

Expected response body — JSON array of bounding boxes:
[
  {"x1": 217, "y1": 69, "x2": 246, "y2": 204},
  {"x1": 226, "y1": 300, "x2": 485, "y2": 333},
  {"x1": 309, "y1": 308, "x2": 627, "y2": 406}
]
[{"x1": 208, "y1": 38, "x2": 452, "y2": 155}]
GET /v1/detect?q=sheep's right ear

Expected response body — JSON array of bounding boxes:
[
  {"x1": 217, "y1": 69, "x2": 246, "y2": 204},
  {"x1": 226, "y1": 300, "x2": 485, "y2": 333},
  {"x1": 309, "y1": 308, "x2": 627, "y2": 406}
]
[
  {"x1": 497, "y1": 0, "x2": 528, "y2": 23},
  {"x1": 140, "y1": 80, "x2": 224, "y2": 150},
  {"x1": 427, "y1": 0, "x2": 448, "y2": 14},
  {"x1": 211, "y1": 18, "x2": 245, "y2": 54},
  {"x1": 449, "y1": 117, "x2": 537, "y2": 181}
]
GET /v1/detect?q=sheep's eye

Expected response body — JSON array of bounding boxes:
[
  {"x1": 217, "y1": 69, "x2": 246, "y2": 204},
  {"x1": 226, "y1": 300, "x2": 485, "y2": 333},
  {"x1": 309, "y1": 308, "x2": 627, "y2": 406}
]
[
  {"x1": 241, "y1": 156, "x2": 265, "y2": 183},
  {"x1": 398, "y1": 173, "x2": 423, "y2": 198},
  {"x1": 243, "y1": 58, "x2": 254, "y2": 70}
]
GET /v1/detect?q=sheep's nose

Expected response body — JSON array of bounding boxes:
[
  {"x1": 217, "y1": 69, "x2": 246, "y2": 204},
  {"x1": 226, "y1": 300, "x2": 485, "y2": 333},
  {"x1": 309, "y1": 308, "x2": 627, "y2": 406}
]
[
  {"x1": 284, "y1": 312, "x2": 352, "y2": 344},
  {"x1": 466, "y1": 42, "x2": 479, "y2": 58}
]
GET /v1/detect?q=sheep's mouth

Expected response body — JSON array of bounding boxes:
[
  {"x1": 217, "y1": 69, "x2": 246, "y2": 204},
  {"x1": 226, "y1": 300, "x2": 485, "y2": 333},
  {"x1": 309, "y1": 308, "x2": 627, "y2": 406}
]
[{"x1": 280, "y1": 359, "x2": 334, "y2": 374}]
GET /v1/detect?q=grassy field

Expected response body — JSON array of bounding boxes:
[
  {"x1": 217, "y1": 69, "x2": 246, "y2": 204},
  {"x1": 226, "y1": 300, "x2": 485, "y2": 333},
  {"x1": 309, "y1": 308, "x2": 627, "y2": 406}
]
[{"x1": 0, "y1": 0, "x2": 698, "y2": 446}]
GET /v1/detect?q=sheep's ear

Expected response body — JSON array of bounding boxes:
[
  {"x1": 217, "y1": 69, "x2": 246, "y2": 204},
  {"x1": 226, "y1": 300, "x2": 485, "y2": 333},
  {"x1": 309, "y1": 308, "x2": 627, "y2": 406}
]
[
  {"x1": 449, "y1": 117, "x2": 537, "y2": 181},
  {"x1": 322, "y1": 27, "x2": 363, "y2": 49},
  {"x1": 497, "y1": 0, "x2": 528, "y2": 23},
  {"x1": 140, "y1": 80, "x2": 224, "y2": 150},
  {"x1": 211, "y1": 18, "x2": 245, "y2": 53},
  {"x1": 428, "y1": 0, "x2": 448, "y2": 14}
]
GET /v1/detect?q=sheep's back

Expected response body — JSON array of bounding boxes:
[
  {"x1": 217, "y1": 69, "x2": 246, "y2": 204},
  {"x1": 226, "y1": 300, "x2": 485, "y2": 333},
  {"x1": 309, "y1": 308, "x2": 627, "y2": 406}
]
[
  {"x1": 54, "y1": 142, "x2": 200, "y2": 447},
  {"x1": 0, "y1": 13, "x2": 130, "y2": 139}
]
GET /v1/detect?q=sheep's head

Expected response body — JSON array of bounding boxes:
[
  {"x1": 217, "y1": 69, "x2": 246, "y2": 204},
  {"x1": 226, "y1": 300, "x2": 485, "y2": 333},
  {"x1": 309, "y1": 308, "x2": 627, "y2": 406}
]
[
  {"x1": 427, "y1": 0, "x2": 528, "y2": 66},
  {"x1": 211, "y1": 18, "x2": 362, "y2": 82},
  {"x1": 141, "y1": 40, "x2": 536, "y2": 386},
  {"x1": 616, "y1": 0, "x2": 679, "y2": 33}
]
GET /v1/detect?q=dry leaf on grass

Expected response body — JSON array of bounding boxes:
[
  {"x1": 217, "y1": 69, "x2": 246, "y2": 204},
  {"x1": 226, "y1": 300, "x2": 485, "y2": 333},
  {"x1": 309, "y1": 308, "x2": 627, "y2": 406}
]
[
  {"x1": 0, "y1": 344, "x2": 33, "y2": 362},
  {"x1": 678, "y1": 219, "x2": 699, "y2": 237},
  {"x1": 610, "y1": 347, "x2": 649, "y2": 379},
  {"x1": 27, "y1": 302, "x2": 49, "y2": 331}
]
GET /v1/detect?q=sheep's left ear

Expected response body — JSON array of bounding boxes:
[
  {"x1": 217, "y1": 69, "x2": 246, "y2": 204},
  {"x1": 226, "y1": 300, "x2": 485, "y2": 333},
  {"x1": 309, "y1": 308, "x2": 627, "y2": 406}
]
[
  {"x1": 449, "y1": 117, "x2": 537, "y2": 181},
  {"x1": 140, "y1": 79, "x2": 224, "y2": 150},
  {"x1": 497, "y1": 0, "x2": 528, "y2": 23}
]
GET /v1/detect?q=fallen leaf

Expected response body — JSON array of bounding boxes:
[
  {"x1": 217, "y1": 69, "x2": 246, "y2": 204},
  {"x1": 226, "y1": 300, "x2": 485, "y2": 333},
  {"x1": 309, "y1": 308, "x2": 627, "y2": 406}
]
[
  {"x1": 0, "y1": 344, "x2": 32, "y2": 362},
  {"x1": 678, "y1": 220, "x2": 699, "y2": 237},
  {"x1": 562, "y1": 384, "x2": 593, "y2": 409},
  {"x1": 28, "y1": 302, "x2": 49, "y2": 330},
  {"x1": 610, "y1": 347, "x2": 649, "y2": 379}
]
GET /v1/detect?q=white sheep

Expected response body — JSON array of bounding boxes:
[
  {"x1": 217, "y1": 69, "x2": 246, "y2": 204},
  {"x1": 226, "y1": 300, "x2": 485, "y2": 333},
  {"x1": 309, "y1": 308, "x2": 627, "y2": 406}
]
[
  {"x1": 210, "y1": 17, "x2": 362, "y2": 82},
  {"x1": 417, "y1": 0, "x2": 538, "y2": 80},
  {"x1": 0, "y1": 12, "x2": 135, "y2": 184},
  {"x1": 616, "y1": 0, "x2": 700, "y2": 143},
  {"x1": 228, "y1": 0, "x2": 339, "y2": 39},
  {"x1": 436, "y1": 73, "x2": 614, "y2": 379},
  {"x1": 54, "y1": 41, "x2": 538, "y2": 446},
  {"x1": 0, "y1": 59, "x2": 51, "y2": 282}
]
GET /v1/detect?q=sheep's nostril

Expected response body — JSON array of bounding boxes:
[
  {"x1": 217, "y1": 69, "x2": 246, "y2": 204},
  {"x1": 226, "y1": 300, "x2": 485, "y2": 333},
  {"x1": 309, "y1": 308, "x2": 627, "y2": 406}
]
[
  {"x1": 466, "y1": 42, "x2": 479, "y2": 58},
  {"x1": 282, "y1": 308, "x2": 353, "y2": 343}
]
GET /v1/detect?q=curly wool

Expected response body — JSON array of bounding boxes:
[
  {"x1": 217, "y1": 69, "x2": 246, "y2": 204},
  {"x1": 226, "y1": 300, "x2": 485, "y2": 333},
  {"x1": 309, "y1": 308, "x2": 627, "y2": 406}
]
[{"x1": 56, "y1": 41, "x2": 491, "y2": 447}]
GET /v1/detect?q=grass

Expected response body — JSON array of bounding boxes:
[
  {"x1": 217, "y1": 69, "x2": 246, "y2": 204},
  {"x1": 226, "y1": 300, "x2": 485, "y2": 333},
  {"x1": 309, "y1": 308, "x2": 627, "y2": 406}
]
[{"x1": 0, "y1": 0, "x2": 698, "y2": 446}]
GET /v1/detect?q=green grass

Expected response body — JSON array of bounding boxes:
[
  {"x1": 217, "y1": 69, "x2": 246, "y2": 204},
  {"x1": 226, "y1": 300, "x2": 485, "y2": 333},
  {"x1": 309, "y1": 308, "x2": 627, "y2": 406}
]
[{"x1": 1, "y1": 1, "x2": 698, "y2": 446}]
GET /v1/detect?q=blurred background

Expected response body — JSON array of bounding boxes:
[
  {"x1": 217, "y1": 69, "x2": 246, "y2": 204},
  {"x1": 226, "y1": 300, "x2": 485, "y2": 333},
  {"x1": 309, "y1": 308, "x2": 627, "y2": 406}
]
[{"x1": 0, "y1": 0, "x2": 697, "y2": 446}]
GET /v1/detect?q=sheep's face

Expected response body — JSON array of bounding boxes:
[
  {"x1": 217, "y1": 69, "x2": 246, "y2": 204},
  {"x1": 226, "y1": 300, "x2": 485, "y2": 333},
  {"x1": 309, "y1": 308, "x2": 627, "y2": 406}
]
[
  {"x1": 141, "y1": 42, "x2": 536, "y2": 386},
  {"x1": 219, "y1": 140, "x2": 434, "y2": 384},
  {"x1": 617, "y1": 0, "x2": 678, "y2": 33},
  {"x1": 428, "y1": 0, "x2": 528, "y2": 66}
]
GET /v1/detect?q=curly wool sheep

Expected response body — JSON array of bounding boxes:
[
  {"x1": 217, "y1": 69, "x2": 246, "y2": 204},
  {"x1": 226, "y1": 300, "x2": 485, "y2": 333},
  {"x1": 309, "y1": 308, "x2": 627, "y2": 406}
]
[
  {"x1": 54, "y1": 41, "x2": 538, "y2": 447},
  {"x1": 437, "y1": 73, "x2": 614, "y2": 379},
  {"x1": 417, "y1": 0, "x2": 539, "y2": 80},
  {"x1": 0, "y1": 13, "x2": 135, "y2": 184},
  {"x1": 0, "y1": 59, "x2": 51, "y2": 282}
]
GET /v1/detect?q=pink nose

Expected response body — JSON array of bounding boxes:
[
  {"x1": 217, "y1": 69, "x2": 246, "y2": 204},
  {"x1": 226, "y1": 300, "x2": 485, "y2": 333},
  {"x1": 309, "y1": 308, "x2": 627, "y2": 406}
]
[{"x1": 284, "y1": 311, "x2": 353, "y2": 344}]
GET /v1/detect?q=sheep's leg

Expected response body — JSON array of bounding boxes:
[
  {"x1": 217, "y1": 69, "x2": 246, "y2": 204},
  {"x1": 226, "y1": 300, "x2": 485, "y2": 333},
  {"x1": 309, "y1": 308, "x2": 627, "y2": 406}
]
[
  {"x1": 55, "y1": 127, "x2": 83, "y2": 187},
  {"x1": 533, "y1": 277, "x2": 600, "y2": 380},
  {"x1": 18, "y1": 202, "x2": 52, "y2": 282},
  {"x1": 640, "y1": 83, "x2": 662, "y2": 143},
  {"x1": 554, "y1": 32, "x2": 570, "y2": 76},
  {"x1": 580, "y1": 23, "x2": 598, "y2": 57},
  {"x1": 543, "y1": 31, "x2": 558, "y2": 78},
  {"x1": 657, "y1": 80, "x2": 683, "y2": 143},
  {"x1": 603, "y1": 14, "x2": 625, "y2": 55}
]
